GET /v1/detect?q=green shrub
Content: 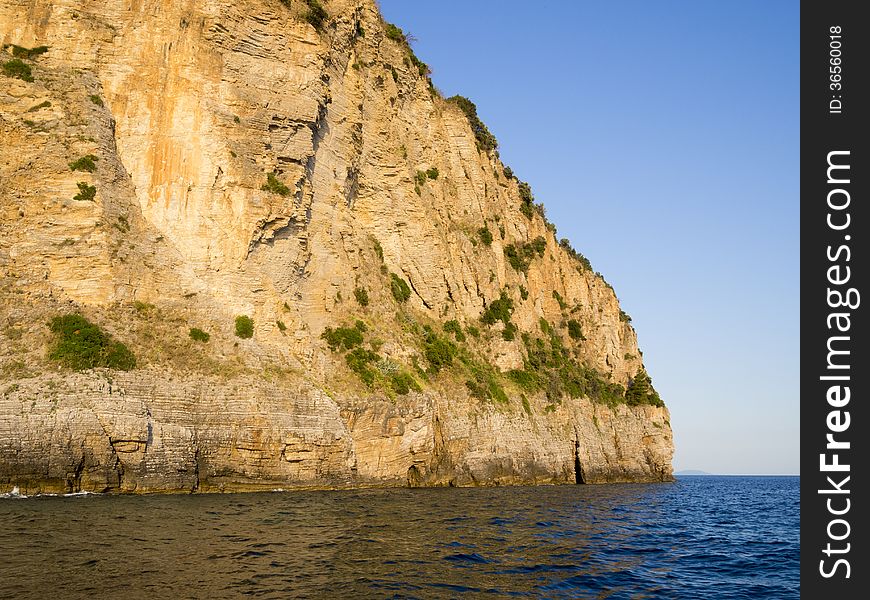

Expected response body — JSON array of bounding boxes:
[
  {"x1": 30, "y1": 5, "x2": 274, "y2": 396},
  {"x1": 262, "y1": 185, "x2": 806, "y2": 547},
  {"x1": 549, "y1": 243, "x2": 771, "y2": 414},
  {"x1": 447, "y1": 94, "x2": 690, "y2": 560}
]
[
  {"x1": 346, "y1": 347, "x2": 377, "y2": 387},
  {"x1": 503, "y1": 166, "x2": 514, "y2": 179},
  {"x1": 553, "y1": 290, "x2": 568, "y2": 310},
  {"x1": 481, "y1": 291, "x2": 513, "y2": 327},
  {"x1": 354, "y1": 319, "x2": 367, "y2": 332},
  {"x1": 443, "y1": 319, "x2": 466, "y2": 342},
  {"x1": 321, "y1": 325, "x2": 363, "y2": 351},
  {"x1": 625, "y1": 369, "x2": 664, "y2": 406},
  {"x1": 503, "y1": 245, "x2": 525, "y2": 273},
  {"x1": 372, "y1": 237, "x2": 384, "y2": 261},
  {"x1": 276, "y1": 320, "x2": 287, "y2": 332},
  {"x1": 518, "y1": 325, "x2": 628, "y2": 406},
  {"x1": 3, "y1": 59, "x2": 33, "y2": 82},
  {"x1": 262, "y1": 172, "x2": 291, "y2": 196},
  {"x1": 504, "y1": 237, "x2": 546, "y2": 274},
  {"x1": 521, "y1": 394, "x2": 532, "y2": 415},
  {"x1": 234, "y1": 315, "x2": 254, "y2": 339},
  {"x1": 89, "y1": 94, "x2": 104, "y2": 106},
  {"x1": 619, "y1": 310, "x2": 632, "y2": 323},
  {"x1": 519, "y1": 285, "x2": 529, "y2": 300},
  {"x1": 447, "y1": 96, "x2": 497, "y2": 153},
  {"x1": 501, "y1": 322, "x2": 517, "y2": 341},
  {"x1": 463, "y1": 359, "x2": 509, "y2": 404},
  {"x1": 426, "y1": 167, "x2": 439, "y2": 180},
  {"x1": 422, "y1": 327, "x2": 456, "y2": 373},
  {"x1": 390, "y1": 273, "x2": 411, "y2": 303},
  {"x1": 567, "y1": 319, "x2": 584, "y2": 340},
  {"x1": 390, "y1": 371, "x2": 421, "y2": 395},
  {"x1": 133, "y1": 301, "x2": 154, "y2": 313},
  {"x1": 508, "y1": 368, "x2": 541, "y2": 392},
  {"x1": 385, "y1": 23, "x2": 405, "y2": 43},
  {"x1": 518, "y1": 180, "x2": 534, "y2": 218},
  {"x1": 189, "y1": 327, "x2": 210, "y2": 342},
  {"x1": 7, "y1": 45, "x2": 48, "y2": 59},
  {"x1": 414, "y1": 170, "x2": 428, "y2": 186},
  {"x1": 408, "y1": 52, "x2": 430, "y2": 77},
  {"x1": 69, "y1": 155, "x2": 98, "y2": 173},
  {"x1": 477, "y1": 226, "x2": 493, "y2": 246},
  {"x1": 73, "y1": 182, "x2": 96, "y2": 202},
  {"x1": 304, "y1": 0, "x2": 328, "y2": 30},
  {"x1": 353, "y1": 287, "x2": 369, "y2": 307},
  {"x1": 559, "y1": 238, "x2": 594, "y2": 271},
  {"x1": 48, "y1": 314, "x2": 136, "y2": 371}
]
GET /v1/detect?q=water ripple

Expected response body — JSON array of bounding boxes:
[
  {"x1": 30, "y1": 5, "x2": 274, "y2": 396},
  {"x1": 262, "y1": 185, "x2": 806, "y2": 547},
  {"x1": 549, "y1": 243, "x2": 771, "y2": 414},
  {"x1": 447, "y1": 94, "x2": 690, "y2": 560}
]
[{"x1": 0, "y1": 476, "x2": 798, "y2": 599}]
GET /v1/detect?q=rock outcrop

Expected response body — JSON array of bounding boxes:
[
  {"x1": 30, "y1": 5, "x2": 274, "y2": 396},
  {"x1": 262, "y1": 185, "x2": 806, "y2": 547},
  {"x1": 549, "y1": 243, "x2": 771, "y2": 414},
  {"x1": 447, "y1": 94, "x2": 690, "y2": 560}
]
[{"x1": 0, "y1": 0, "x2": 673, "y2": 494}]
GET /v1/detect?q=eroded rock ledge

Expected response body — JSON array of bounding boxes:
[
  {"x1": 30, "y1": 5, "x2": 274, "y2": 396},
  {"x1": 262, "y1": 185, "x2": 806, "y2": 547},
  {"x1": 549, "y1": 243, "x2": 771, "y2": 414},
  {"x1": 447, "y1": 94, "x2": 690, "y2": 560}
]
[{"x1": 0, "y1": 370, "x2": 672, "y2": 495}]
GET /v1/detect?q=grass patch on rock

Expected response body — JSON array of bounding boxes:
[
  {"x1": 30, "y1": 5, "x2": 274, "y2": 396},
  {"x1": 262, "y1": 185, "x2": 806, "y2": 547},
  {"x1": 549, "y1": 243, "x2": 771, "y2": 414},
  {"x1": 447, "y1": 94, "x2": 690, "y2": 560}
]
[
  {"x1": 189, "y1": 327, "x2": 210, "y2": 343},
  {"x1": 48, "y1": 314, "x2": 136, "y2": 371}
]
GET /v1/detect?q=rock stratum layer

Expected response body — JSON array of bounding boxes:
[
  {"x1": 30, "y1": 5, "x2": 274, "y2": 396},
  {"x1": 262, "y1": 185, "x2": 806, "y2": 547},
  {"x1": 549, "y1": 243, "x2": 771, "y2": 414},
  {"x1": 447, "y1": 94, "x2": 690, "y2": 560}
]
[{"x1": 0, "y1": 0, "x2": 673, "y2": 494}]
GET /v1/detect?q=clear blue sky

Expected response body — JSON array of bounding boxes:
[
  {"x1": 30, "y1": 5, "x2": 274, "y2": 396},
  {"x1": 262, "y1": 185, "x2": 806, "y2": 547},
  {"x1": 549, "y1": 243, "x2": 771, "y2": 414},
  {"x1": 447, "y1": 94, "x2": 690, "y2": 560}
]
[{"x1": 379, "y1": 0, "x2": 799, "y2": 475}]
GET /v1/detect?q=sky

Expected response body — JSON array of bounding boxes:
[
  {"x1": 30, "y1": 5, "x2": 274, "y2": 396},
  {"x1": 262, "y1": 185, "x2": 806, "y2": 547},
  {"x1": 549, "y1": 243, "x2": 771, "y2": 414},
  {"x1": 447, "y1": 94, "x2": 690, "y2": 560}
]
[{"x1": 378, "y1": 0, "x2": 800, "y2": 475}]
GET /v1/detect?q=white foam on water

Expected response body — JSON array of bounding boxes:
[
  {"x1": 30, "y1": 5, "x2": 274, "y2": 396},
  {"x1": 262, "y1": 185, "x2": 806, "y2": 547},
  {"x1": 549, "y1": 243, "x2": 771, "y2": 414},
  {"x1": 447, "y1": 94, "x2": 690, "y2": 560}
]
[
  {"x1": 0, "y1": 486, "x2": 28, "y2": 499},
  {"x1": 1, "y1": 487, "x2": 99, "y2": 499}
]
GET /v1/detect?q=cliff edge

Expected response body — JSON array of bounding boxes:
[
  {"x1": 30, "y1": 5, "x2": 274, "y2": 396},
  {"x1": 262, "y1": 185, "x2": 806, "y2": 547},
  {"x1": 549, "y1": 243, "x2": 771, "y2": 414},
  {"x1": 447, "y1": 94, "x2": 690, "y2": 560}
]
[{"x1": 0, "y1": 0, "x2": 673, "y2": 494}]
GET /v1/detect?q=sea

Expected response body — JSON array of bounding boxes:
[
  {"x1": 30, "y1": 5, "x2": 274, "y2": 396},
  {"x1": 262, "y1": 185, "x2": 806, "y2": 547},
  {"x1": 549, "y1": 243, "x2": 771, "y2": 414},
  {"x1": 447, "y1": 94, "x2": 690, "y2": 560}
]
[{"x1": 0, "y1": 476, "x2": 798, "y2": 599}]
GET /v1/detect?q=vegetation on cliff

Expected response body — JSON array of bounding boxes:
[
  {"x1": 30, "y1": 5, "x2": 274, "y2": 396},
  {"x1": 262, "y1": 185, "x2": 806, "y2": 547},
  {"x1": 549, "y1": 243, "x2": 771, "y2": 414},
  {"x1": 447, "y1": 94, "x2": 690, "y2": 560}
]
[
  {"x1": 2, "y1": 58, "x2": 33, "y2": 82},
  {"x1": 3, "y1": 0, "x2": 665, "y2": 418},
  {"x1": 448, "y1": 96, "x2": 498, "y2": 153},
  {"x1": 48, "y1": 314, "x2": 136, "y2": 371},
  {"x1": 73, "y1": 182, "x2": 96, "y2": 202},
  {"x1": 234, "y1": 316, "x2": 254, "y2": 339},
  {"x1": 322, "y1": 320, "x2": 421, "y2": 396},
  {"x1": 69, "y1": 155, "x2": 99, "y2": 173}
]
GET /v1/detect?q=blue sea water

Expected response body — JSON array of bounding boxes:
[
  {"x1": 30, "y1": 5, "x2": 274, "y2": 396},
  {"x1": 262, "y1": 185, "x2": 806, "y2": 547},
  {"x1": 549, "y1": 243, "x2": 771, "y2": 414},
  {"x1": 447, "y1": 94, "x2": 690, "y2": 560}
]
[{"x1": 0, "y1": 476, "x2": 798, "y2": 599}]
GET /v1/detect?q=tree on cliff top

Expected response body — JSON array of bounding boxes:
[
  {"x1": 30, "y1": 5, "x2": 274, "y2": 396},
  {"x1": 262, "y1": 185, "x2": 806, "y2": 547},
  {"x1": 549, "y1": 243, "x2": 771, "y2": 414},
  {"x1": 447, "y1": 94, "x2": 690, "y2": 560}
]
[{"x1": 447, "y1": 95, "x2": 498, "y2": 153}]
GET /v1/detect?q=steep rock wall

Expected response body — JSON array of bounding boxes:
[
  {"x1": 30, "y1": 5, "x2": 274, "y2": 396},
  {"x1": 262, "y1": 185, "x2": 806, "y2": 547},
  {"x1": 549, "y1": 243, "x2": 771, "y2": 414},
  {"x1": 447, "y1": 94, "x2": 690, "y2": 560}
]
[{"x1": 0, "y1": 0, "x2": 673, "y2": 493}]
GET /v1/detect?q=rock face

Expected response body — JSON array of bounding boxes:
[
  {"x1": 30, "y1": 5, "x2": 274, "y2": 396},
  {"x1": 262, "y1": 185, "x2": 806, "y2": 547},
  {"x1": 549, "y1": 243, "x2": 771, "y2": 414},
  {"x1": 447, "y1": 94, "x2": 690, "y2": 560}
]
[{"x1": 0, "y1": 0, "x2": 673, "y2": 494}]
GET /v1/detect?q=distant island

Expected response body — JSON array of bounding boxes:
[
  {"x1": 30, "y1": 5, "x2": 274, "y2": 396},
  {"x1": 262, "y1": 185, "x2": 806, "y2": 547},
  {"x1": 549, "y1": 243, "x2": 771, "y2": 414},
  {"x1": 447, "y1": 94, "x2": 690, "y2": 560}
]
[{"x1": 675, "y1": 470, "x2": 713, "y2": 476}]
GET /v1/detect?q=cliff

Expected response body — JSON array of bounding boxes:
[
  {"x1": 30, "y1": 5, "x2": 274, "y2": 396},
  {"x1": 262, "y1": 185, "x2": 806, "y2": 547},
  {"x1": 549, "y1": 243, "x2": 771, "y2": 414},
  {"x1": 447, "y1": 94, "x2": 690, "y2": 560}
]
[{"x1": 0, "y1": 0, "x2": 673, "y2": 494}]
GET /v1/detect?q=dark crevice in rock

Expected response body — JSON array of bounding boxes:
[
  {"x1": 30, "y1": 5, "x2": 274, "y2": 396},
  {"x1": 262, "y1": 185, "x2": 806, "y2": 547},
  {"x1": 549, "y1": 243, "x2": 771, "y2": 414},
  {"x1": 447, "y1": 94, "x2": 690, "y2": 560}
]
[
  {"x1": 444, "y1": 275, "x2": 455, "y2": 303},
  {"x1": 344, "y1": 166, "x2": 359, "y2": 208},
  {"x1": 573, "y1": 432, "x2": 586, "y2": 484},
  {"x1": 404, "y1": 274, "x2": 432, "y2": 309},
  {"x1": 191, "y1": 445, "x2": 201, "y2": 493},
  {"x1": 68, "y1": 453, "x2": 85, "y2": 493},
  {"x1": 407, "y1": 465, "x2": 422, "y2": 488}
]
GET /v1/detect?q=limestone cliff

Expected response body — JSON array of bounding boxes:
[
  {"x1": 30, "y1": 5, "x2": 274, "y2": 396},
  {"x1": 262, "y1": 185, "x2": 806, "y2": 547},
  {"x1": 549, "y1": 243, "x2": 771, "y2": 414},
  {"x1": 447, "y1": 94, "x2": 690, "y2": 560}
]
[{"x1": 0, "y1": 0, "x2": 673, "y2": 494}]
